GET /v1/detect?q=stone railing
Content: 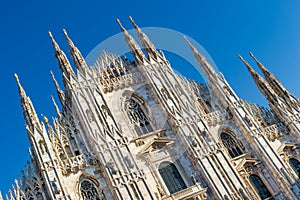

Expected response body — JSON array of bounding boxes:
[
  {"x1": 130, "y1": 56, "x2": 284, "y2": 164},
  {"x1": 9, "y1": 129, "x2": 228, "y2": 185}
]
[
  {"x1": 263, "y1": 122, "x2": 288, "y2": 141},
  {"x1": 100, "y1": 72, "x2": 144, "y2": 93},
  {"x1": 204, "y1": 109, "x2": 231, "y2": 126},
  {"x1": 290, "y1": 113, "x2": 300, "y2": 123},
  {"x1": 62, "y1": 154, "x2": 87, "y2": 175},
  {"x1": 113, "y1": 170, "x2": 145, "y2": 186},
  {"x1": 163, "y1": 184, "x2": 207, "y2": 200}
]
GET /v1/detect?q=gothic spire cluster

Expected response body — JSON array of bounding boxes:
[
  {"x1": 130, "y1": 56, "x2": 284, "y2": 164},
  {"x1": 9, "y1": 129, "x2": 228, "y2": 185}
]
[
  {"x1": 48, "y1": 31, "x2": 76, "y2": 80},
  {"x1": 239, "y1": 53, "x2": 300, "y2": 117},
  {"x1": 6, "y1": 17, "x2": 300, "y2": 200},
  {"x1": 63, "y1": 29, "x2": 88, "y2": 73}
]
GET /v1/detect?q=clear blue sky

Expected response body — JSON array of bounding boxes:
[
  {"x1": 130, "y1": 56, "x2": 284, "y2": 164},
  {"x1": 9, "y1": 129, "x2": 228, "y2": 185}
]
[{"x1": 0, "y1": 0, "x2": 299, "y2": 194}]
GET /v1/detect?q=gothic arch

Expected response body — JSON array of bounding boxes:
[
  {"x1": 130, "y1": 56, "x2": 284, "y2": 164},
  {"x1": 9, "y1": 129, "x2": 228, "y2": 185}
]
[
  {"x1": 219, "y1": 127, "x2": 244, "y2": 158},
  {"x1": 249, "y1": 174, "x2": 272, "y2": 200},
  {"x1": 158, "y1": 161, "x2": 187, "y2": 194},
  {"x1": 289, "y1": 158, "x2": 300, "y2": 178},
  {"x1": 121, "y1": 91, "x2": 153, "y2": 136},
  {"x1": 77, "y1": 175, "x2": 105, "y2": 200}
]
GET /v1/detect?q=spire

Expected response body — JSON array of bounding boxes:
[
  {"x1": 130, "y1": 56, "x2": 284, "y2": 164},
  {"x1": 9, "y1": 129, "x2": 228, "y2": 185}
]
[
  {"x1": 116, "y1": 19, "x2": 147, "y2": 65},
  {"x1": 129, "y1": 16, "x2": 163, "y2": 61},
  {"x1": 249, "y1": 52, "x2": 294, "y2": 101},
  {"x1": 183, "y1": 36, "x2": 218, "y2": 81},
  {"x1": 50, "y1": 71, "x2": 65, "y2": 105},
  {"x1": 239, "y1": 55, "x2": 278, "y2": 104},
  {"x1": 48, "y1": 31, "x2": 76, "y2": 79},
  {"x1": 14, "y1": 74, "x2": 40, "y2": 127},
  {"x1": 63, "y1": 29, "x2": 88, "y2": 73},
  {"x1": 51, "y1": 96, "x2": 61, "y2": 118}
]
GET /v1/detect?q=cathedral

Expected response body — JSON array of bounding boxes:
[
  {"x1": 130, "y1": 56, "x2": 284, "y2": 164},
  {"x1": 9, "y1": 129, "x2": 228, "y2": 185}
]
[{"x1": 2, "y1": 17, "x2": 300, "y2": 200}]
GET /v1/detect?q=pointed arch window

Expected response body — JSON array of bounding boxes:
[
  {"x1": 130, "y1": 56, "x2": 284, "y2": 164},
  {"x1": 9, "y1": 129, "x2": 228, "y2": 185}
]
[
  {"x1": 289, "y1": 158, "x2": 300, "y2": 178},
  {"x1": 124, "y1": 98, "x2": 153, "y2": 136},
  {"x1": 80, "y1": 180, "x2": 104, "y2": 200},
  {"x1": 220, "y1": 132, "x2": 243, "y2": 158},
  {"x1": 249, "y1": 174, "x2": 272, "y2": 199},
  {"x1": 159, "y1": 162, "x2": 187, "y2": 194}
]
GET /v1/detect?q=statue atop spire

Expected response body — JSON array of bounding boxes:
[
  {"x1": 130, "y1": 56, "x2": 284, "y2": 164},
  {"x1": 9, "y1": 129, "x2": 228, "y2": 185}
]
[
  {"x1": 14, "y1": 74, "x2": 40, "y2": 127},
  {"x1": 183, "y1": 36, "x2": 218, "y2": 82},
  {"x1": 129, "y1": 16, "x2": 163, "y2": 62},
  {"x1": 62, "y1": 29, "x2": 88, "y2": 73},
  {"x1": 116, "y1": 19, "x2": 147, "y2": 65},
  {"x1": 48, "y1": 31, "x2": 76, "y2": 80}
]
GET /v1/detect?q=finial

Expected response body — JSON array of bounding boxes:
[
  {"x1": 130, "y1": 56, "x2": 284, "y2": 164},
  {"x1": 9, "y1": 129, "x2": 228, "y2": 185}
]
[
  {"x1": 183, "y1": 36, "x2": 196, "y2": 51},
  {"x1": 238, "y1": 54, "x2": 246, "y2": 63},
  {"x1": 48, "y1": 31, "x2": 61, "y2": 52},
  {"x1": 14, "y1": 73, "x2": 26, "y2": 97},
  {"x1": 116, "y1": 19, "x2": 126, "y2": 32},
  {"x1": 129, "y1": 16, "x2": 138, "y2": 28},
  {"x1": 249, "y1": 52, "x2": 269, "y2": 73},
  {"x1": 249, "y1": 52, "x2": 260, "y2": 63},
  {"x1": 238, "y1": 54, "x2": 253, "y2": 72},
  {"x1": 14, "y1": 73, "x2": 20, "y2": 85},
  {"x1": 48, "y1": 31, "x2": 53, "y2": 39},
  {"x1": 62, "y1": 28, "x2": 68, "y2": 37},
  {"x1": 248, "y1": 52, "x2": 268, "y2": 71},
  {"x1": 62, "y1": 28, "x2": 72, "y2": 45},
  {"x1": 48, "y1": 31, "x2": 56, "y2": 44}
]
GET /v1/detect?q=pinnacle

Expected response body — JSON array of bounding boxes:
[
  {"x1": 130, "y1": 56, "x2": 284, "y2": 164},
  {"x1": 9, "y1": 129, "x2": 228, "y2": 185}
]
[
  {"x1": 183, "y1": 36, "x2": 196, "y2": 51},
  {"x1": 48, "y1": 31, "x2": 61, "y2": 52},
  {"x1": 62, "y1": 28, "x2": 73, "y2": 45},
  {"x1": 48, "y1": 30, "x2": 53, "y2": 39},
  {"x1": 249, "y1": 52, "x2": 259, "y2": 63},
  {"x1": 238, "y1": 54, "x2": 246, "y2": 63},
  {"x1": 116, "y1": 18, "x2": 125, "y2": 31},
  {"x1": 14, "y1": 73, "x2": 19, "y2": 82},
  {"x1": 249, "y1": 52, "x2": 267, "y2": 71},
  {"x1": 129, "y1": 16, "x2": 138, "y2": 28},
  {"x1": 62, "y1": 28, "x2": 68, "y2": 37},
  {"x1": 182, "y1": 35, "x2": 190, "y2": 44},
  {"x1": 183, "y1": 35, "x2": 204, "y2": 60},
  {"x1": 14, "y1": 73, "x2": 25, "y2": 96},
  {"x1": 238, "y1": 54, "x2": 257, "y2": 75}
]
